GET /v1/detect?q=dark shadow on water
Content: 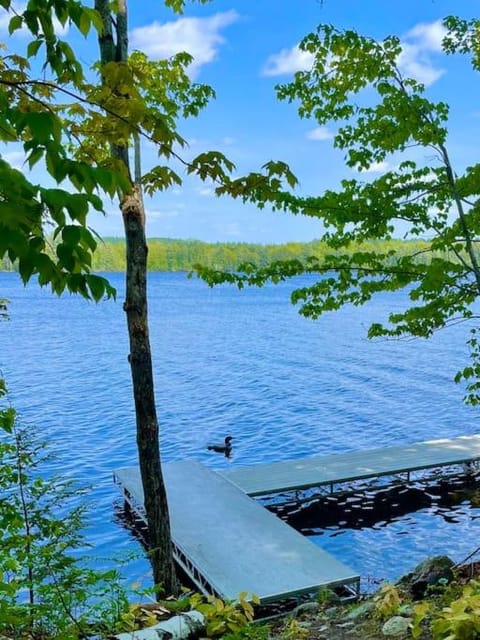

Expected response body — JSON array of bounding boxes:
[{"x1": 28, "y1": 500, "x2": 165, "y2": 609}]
[{"x1": 268, "y1": 474, "x2": 480, "y2": 536}]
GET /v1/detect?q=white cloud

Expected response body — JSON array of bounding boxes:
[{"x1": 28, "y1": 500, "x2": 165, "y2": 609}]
[
  {"x1": 356, "y1": 160, "x2": 391, "y2": 174},
  {"x1": 398, "y1": 19, "x2": 447, "y2": 86},
  {"x1": 262, "y1": 44, "x2": 313, "y2": 77},
  {"x1": 398, "y1": 43, "x2": 444, "y2": 86},
  {"x1": 405, "y1": 20, "x2": 446, "y2": 52},
  {"x1": 306, "y1": 126, "x2": 334, "y2": 141},
  {"x1": 262, "y1": 20, "x2": 446, "y2": 85},
  {"x1": 197, "y1": 187, "x2": 215, "y2": 197},
  {"x1": 130, "y1": 10, "x2": 239, "y2": 77},
  {"x1": 146, "y1": 208, "x2": 181, "y2": 220}
]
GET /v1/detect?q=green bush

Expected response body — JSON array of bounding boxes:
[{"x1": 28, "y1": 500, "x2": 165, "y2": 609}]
[
  {"x1": 188, "y1": 591, "x2": 259, "y2": 638},
  {"x1": 373, "y1": 582, "x2": 403, "y2": 620},
  {"x1": 0, "y1": 380, "x2": 128, "y2": 639},
  {"x1": 430, "y1": 580, "x2": 480, "y2": 640}
]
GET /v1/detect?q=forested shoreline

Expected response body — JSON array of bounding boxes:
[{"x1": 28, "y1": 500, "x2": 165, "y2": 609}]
[{"x1": 0, "y1": 237, "x2": 433, "y2": 273}]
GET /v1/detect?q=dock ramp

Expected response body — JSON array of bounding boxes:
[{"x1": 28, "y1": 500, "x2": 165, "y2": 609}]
[{"x1": 114, "y1": 461, "x2": 359, "y2": 603}]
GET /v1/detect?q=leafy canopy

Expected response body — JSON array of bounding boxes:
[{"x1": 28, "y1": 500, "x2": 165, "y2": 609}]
[
  {"x1": 0, "y1": 0, "x2": 304, "y2": 304},
  {"x1": 195, "y1": 17, "x2": 480, "y2": 404},
  {"x1": 0, "y1": 0, "x2": 256, "y2": 301},
  {"x1": 0, "y1": 0, "x2": 120, "y2": 300}
]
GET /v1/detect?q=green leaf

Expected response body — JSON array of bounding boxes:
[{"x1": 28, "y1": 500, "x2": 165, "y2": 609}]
[
  {"x1": 78, "y1": 10, "x2": 91, "y2": 36},
  {"x1": 27, "y1": 39, "x2": 42, "y2": 58},
  {"x1": 62, "y1": 225, "x2": 82, "y2": 247},
  {"x1": 8, "y1": 14, "x2": 23, "y2": 34},
  {"x1": 65, "y1": 195, "x2": 89, "y2": 224},
  {"x1": 18, "y1": 256, "x2": 35, "y2": 283},
  {"x1": 87, "y1": 276, "x2": 105, "y2": 302},
  {"x1": 0, "y1": 407, "x2": 16, "y2": 434},
  {"x1": 24, "y1": 112, "x2": 57, "y2": 143},
  {"x1": 27, "y1": 146, "x2": 44, "y2": 169}
]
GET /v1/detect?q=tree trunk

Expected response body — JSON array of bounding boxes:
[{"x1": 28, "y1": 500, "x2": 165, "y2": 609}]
[
  {"x1": 95, "y1": 0, "x2": 178, "y2": 596},
  {"x1": 122, "y1": 187, "x2": 178, "y2": 595}
]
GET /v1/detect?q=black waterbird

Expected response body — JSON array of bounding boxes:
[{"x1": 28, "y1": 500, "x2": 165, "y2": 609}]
[{"x1": 207, "y1": 435, "x2": 234, "y2": 458}]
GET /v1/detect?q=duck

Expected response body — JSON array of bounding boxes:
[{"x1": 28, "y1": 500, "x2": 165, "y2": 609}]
[{"x1": 207, "y1": 435, "x2": 234, "y2": 457}]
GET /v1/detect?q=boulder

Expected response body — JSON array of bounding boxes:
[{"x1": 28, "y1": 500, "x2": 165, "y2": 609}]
[
  {"x1": 397, "y1": 555, "x2": 454, "y2": 599},
  {"x1": 382, "y1": 615, "x2": 411, "y2": 637},
  {"x1": 346, "y1": 601, "x2": 375, "y2": 620}
]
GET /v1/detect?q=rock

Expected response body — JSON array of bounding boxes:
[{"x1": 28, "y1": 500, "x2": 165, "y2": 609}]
[
  {"x1": 397, "y1": 555, "x2": 454, "y2": 599},
  {"x1": 381, "y1": 616, "x2": 411, "y2": 637},
  {"x1": 335, "y1": 621, "x2": 355, "y2": 629},
  {"x1": 292, "y1": 601, "x2": 321, "y2": 617},
  {"x1": 114, "y1": 610, "x2": 205, "y2": 640},
  {"x1": 346, "y1": 601, "x2": 375, "y2": 620}
]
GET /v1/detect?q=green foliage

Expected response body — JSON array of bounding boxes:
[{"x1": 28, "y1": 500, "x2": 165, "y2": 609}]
[
  {"x1": 410, "y1": 579, "x2": 480, "y2": 640},
  {"x1": 23, "y1": 236, "x2": 428, "y2": 274},
  {"x1": 164, "y1": 0, "x2": 212, "y2": 14},
  {"x1": 195, "y1": 17, "x2": 480, "y2": 403},
  {"x1": 188, "y1": 592, "x2": 259, "y2": 638},
  {"x1": 113, "y1": 602, "x2": 175, "y2": 634},
  {"x1": 0, "y1": 380, "x2": 129, "y2": 639},
  {"x1": 317, "y1": 587, "x2": 340, "y2": 607},
  {"x1": 455, "y1": 328, "x2": 480, "y2": 405},
  {"x1": 373, "y1": 583, "x2": 402, "y2": 621},
  {"x1": 411, "y1": 601, "x2": 431, "y2": 639},
  {"x1": 279, "y1": 618, "x2": 310, "y2": 640},
  {"x1": 0, "y1": 0, "x2": 119, "y2": 301},
  {"x1": 222, "y1": 623, "x2": 270, "y2": 640},
  {"x1": 0, "y1": 0, "x2": 235, "y2": 302},
  {"x1": 429, "y1": 580, "x2": 480, "y2": 640},
  {"x1": 443, "y1": 17, "x2": 480, "y2": 71}
]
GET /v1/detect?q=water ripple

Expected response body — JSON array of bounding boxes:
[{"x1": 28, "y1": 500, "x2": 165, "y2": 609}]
[{"x1": 1, "y1": 272, "x2": 479, "y2": 587}]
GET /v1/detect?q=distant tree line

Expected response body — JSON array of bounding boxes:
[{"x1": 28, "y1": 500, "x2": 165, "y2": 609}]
[{"x1": 1, "y1": 237, "x2": 462, "y2": 273}]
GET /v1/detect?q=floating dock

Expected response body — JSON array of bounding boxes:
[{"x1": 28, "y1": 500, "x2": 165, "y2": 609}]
[
  {"x1": 114, "y1": 461, "x2": 359, "y2": 603},
  {"x1": 222, "y1": 434, "x2": 480, "y2": 497},
  {"x1": 114, "y1": 434, "x2": 480, "y2": 604}
]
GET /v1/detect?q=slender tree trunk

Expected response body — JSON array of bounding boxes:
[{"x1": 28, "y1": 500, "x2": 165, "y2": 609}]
[
  {"x1": 95, "y1": 0, "x2": 178, "y2": 595},
  {"x1": 122, "y1": 187, "x2": 177, "y2": 594}
]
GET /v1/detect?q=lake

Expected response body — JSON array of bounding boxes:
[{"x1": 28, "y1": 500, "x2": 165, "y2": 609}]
[{"x1": 1, "y1": 271, "x2": 479, "y2": 591}]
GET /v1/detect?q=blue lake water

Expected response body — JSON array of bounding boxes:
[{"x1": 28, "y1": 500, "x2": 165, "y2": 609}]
[{"x1": 1, "y1": 270, "x2": 479, "y2": 591}]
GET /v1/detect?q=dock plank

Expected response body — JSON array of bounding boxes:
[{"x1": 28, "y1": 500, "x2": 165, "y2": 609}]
[
  {"x1": 221, "y1": 435, "x2": 480, "y2": 496},
  {"x1": 114, "y1": 461, "x2": 359, "y2": 602}
]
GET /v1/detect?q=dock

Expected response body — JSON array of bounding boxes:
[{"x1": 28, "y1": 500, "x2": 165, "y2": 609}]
[
  {"x1": 114, "y1": 461, "x2": 359, "y2": 602},
  {"x1": 222, "y1": 434, "x2": 480, "y2": 497},
  {"x1": 114, "y1": 434, "x2": 480, "y2": 604}
]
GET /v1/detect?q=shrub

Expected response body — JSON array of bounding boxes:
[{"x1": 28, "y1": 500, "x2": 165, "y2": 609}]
[{"x1": 0, "y1": 380, "x2": 128, "y2": 639}]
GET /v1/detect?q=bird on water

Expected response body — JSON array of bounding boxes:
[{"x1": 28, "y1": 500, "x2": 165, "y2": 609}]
[{"x1": 207, "y1": 435, "x2": 234, "y2": 458}]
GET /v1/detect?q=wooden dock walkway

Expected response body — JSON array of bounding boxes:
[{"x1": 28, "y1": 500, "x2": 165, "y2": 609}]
[
  {"x1": 222, "y1": 434, "x2": 480, "y2": 497},
  {"x1": 114, "y1": 461, "x2": 360, "y2": 603}
]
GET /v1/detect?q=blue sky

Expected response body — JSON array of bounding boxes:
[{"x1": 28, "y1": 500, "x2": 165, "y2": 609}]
[{"x1": 2, "y1": 0, "x2": 480, "y2": 243}]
